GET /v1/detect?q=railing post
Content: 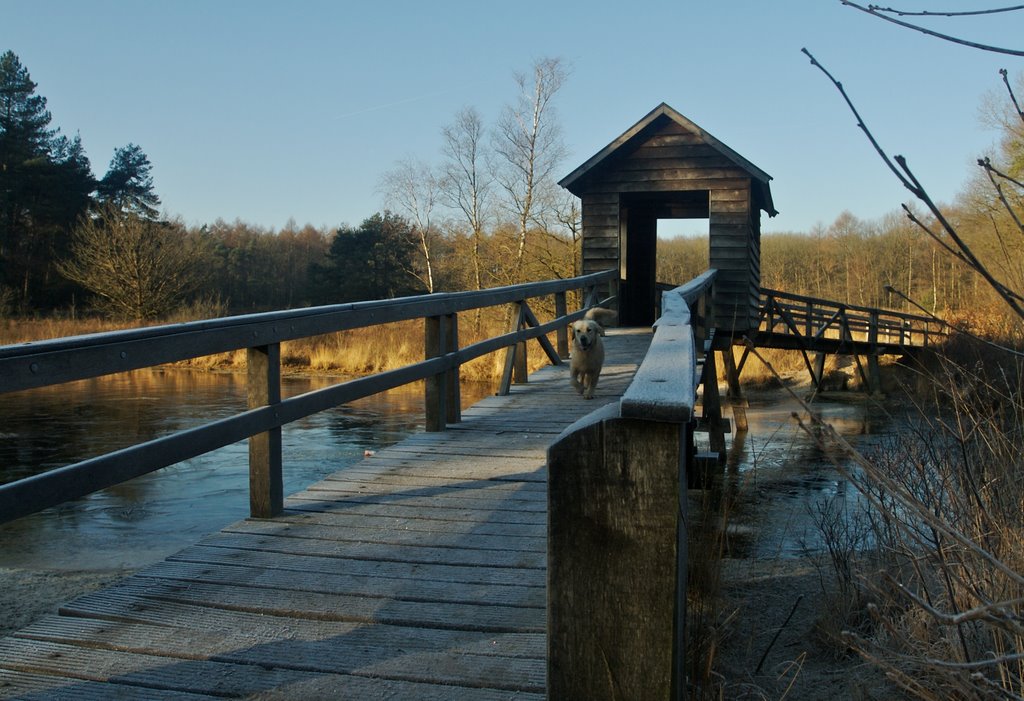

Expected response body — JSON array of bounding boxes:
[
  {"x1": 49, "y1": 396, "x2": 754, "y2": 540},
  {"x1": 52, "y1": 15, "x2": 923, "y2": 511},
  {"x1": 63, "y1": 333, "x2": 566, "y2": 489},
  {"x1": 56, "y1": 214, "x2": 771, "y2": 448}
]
[
  {"x1": 555, "y1": 292, "x2": 569, "y2": 359},
  {"x1": 445, "y1": 313, "x2": 461, "y2": 424},
  {"x1": 868, "y1": 310, "x2": 882, "y2": 395},
  {"x1": 247, "y1": 343, "x2": 282, "y2": 518},
  {"x1": 514, "y1": 338, "x2": 528, "y2": 384},
  {"x1": 548, "y1": 404, "x2": 688, "y2": 701},
  {"x1": 424, "y1": 315, "x2": 448, "y2": 432},
  {"x1": 722, "y1": 347, "x2": 747, "y2": 431}
]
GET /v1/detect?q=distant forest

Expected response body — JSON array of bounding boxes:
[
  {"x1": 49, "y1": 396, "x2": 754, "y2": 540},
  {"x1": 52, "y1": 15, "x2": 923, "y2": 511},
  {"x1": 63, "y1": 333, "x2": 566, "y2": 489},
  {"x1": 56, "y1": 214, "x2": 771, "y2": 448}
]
[{"x1": 3, "y1": 48, "x2": 1022, "y2": 334}]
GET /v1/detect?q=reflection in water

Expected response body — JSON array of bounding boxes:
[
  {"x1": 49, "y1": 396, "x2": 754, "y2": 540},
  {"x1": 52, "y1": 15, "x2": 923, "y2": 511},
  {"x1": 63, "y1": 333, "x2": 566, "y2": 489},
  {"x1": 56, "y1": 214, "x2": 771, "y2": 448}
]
[
  {"x1": 708, "y1": 392, "x2": 898, "y2": 559},
  {"x1": 0, "y1": 369, "x2": 491, "y2": 571}
]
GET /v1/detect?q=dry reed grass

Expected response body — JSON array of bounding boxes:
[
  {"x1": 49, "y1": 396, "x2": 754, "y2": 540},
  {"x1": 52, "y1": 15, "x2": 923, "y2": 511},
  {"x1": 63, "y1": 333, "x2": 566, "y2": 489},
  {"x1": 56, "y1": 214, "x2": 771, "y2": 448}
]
[
  {"x1": 796, "y1": 335, "x2": 1024, "y2": 699},
  {"x1": 0, "y1": 317, "x2": 129, "y2": 345},
  {"x1": 686, "y1": 484, "x2": 740, "y2": 698}
]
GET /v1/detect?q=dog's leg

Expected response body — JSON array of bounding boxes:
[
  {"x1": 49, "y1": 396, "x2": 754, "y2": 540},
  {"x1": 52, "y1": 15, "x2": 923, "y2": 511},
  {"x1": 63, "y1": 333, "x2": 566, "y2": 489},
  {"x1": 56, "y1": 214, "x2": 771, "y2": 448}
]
[
  {"x1": 582, "y1": 372, "x2": 595, "y2": 399},
  {"x1": 570, "y1": 369, "x2": 584, "y2": 394}
]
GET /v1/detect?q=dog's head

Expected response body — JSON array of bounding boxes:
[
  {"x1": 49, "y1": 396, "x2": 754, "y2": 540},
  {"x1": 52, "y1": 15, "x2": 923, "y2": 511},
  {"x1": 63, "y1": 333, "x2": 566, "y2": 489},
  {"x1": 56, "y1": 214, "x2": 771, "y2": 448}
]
[{"x1": 571, "y1": 319, "x2": 604, "y2": 351}]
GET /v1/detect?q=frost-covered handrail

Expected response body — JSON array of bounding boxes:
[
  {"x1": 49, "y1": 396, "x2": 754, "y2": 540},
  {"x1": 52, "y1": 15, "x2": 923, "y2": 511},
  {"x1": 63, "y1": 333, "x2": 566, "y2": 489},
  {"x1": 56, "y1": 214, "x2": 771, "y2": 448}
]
[{"x1": 619, "y1": 269, "x2": 717, "y2": 422}]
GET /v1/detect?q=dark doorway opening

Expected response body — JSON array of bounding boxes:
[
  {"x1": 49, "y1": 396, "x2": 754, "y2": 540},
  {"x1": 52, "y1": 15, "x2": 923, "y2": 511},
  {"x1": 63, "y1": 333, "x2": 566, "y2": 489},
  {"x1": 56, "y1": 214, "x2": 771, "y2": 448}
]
[{"x1": 619, "y1": 191, "x2": 709, "y2": 326}]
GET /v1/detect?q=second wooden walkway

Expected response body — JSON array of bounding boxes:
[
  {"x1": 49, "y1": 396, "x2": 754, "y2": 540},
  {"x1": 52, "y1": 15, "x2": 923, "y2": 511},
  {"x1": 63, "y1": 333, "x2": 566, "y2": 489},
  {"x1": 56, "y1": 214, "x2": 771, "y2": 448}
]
[{"x1": 0, "y1": 329, "x2": 652, "y2": 700}]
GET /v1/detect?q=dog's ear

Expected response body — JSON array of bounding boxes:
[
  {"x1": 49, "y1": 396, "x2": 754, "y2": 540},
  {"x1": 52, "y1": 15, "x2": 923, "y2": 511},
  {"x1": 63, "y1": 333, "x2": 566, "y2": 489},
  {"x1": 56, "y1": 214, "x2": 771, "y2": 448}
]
[{"x1": 596, "y1": 324, "x2": 606, "y2": 336}]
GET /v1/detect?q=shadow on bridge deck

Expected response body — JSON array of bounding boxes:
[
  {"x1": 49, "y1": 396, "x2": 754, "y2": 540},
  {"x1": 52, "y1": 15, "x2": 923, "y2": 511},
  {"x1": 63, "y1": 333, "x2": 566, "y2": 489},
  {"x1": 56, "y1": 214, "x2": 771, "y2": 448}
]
[{"x1": 0, "y1": 329, "x2": 652, "y2": 699}]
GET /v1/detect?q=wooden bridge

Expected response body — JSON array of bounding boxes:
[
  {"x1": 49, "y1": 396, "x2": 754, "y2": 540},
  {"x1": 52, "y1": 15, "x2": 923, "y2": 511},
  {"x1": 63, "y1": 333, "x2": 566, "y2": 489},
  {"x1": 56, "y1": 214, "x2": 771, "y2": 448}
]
[
  {"x1": 0, "y1": 103, "x2": 949, "y2": 699},
  {"x1": 0, "y1": 269, "x2": 941, "y2": 699}
]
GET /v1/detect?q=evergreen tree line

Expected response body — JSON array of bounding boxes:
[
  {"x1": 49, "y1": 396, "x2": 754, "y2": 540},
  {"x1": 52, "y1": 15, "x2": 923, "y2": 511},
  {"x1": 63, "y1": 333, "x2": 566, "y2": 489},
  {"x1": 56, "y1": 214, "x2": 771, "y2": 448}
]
[{"x1": 0, "y1": 50, "x2": 162, "y2": 313}]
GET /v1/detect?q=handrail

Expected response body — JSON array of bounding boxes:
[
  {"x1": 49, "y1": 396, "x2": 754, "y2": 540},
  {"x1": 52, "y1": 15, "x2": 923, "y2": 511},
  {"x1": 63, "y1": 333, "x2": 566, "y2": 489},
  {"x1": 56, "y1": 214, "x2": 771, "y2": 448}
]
[
  {"x1": 620, "y1": 269, "x2": 717, "y2": 422},
  {"x1": 0, "y1": 269, "x2": 618, "y2": 525},
  {"x1": 0, "y1": 270, "x2": 617, "y2": 395},
  {"x1": 760, "y1": 287, "x2": 937, "y2": 325},
  {"x1": 758, "y1": 287, "x2": 947, "y2": 350}
]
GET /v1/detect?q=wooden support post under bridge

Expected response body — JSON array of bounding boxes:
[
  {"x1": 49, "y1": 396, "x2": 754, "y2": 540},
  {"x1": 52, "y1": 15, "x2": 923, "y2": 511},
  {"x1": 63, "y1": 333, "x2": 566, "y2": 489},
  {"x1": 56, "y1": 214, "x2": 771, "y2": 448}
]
[
  {"x1": 721, "y1": 348, "x2": 749, "y2": 432},
  {"x1": 700, "y1": 347, "x2": 728, "y2": 460}
]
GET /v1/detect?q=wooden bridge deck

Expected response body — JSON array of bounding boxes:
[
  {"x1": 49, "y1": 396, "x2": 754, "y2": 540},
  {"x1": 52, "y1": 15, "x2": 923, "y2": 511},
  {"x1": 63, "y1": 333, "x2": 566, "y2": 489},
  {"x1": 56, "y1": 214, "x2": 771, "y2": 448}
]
[{"x1": 0, "y1": 329, "x2": 652, "y2": 700}]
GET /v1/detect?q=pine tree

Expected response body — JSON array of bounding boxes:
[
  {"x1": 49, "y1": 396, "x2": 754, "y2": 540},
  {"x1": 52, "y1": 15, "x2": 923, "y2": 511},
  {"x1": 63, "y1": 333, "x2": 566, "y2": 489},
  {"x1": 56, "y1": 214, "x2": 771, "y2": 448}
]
[
  {"x1": 0, "y1": 50, "x2": 56, "y2": 299},
  {"x1": 97, "y1": 143, "x2": 161, "y2": 220},
  {"x1": 0, "y1": 50, "x2": 95, "y2": 309},
  {"x1": 316, "y1": 213, "x2": 423, "y2": 303}
]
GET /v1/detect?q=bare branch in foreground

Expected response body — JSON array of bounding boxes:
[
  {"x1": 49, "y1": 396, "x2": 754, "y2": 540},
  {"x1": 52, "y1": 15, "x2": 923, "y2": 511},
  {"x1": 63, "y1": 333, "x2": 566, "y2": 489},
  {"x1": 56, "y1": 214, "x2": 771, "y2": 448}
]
[
  {"x1": 800, "y1": 48, "x2": 917, "y2": 193},
  {"x1": 999, "y1": 68, "x2": 1024, "y2": 124},
  {"x1": 979, "y1": 158, "x2": 1024, "y2": 237},
  {"x1": 868, "y1": 4, "x2": 1024, "y2": 18},
  {"x1": 885, "y1": 283, "x2": 1024, "y2": 356},
  {"x1": 841, "y1": 1, "x2": 1024, "y2": 56},
  {"x1": 803, "y1": 48, "x2": 1024, "y2": 320}
]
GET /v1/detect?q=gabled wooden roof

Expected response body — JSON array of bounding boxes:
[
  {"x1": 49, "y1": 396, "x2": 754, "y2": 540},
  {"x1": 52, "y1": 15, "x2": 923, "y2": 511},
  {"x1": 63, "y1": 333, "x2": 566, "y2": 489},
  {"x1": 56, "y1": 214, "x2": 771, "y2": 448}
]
[{"x1": 559, "y1": 102, "x2": 778, "y2": 217}]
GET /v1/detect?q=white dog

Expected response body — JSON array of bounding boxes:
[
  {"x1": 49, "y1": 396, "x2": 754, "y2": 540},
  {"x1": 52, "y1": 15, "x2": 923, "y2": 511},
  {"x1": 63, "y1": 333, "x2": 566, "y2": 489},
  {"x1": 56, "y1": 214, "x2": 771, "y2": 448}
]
[{"x1": 569, "y1": 307, "x2": 617, "y2": 399}]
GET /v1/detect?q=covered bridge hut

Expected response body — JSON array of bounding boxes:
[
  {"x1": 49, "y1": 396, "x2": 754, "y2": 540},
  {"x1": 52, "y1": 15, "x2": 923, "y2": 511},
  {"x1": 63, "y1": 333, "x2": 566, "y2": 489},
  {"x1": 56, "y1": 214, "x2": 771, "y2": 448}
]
[{"x1": 559, "y1": 102, "x2": 777, "y2": 336}]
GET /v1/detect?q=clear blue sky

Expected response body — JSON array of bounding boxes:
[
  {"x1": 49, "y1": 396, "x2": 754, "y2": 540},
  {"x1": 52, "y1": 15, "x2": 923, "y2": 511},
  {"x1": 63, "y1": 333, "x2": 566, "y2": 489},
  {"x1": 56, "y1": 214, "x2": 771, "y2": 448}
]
[{"x1": 3, "y1": 1, "x2": 1020, "y2": 235}]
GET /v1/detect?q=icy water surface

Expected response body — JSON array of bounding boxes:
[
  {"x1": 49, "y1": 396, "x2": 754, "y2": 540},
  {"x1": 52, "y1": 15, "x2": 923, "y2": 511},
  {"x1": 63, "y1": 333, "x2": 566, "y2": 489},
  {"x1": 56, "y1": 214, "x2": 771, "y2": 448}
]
[
  {"x1": 709, "y1": 389, "x2": 903, "y2": 559},
  {"x1": 0, "y1": 368, "x2": 897, "y2": 571},
  {"x1": 0, "y1": 369, "x2": 489, "y2": 570}
]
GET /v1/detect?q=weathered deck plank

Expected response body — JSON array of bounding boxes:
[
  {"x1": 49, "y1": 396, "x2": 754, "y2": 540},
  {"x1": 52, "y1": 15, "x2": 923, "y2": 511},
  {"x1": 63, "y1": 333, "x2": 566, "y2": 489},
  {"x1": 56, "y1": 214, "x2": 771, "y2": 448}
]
[{"x1": 0, "y1": 329, "x2": 651, "y2": 700}]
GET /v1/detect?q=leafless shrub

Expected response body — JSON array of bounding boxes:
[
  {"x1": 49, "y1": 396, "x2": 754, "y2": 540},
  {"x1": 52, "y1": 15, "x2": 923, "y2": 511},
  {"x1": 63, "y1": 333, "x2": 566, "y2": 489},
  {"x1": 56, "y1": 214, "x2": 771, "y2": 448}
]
[
  {"x1": 805, "y1": 346, "x2": 1024, "y2": 698},
  {"x1": 58, "y1": 205, "x2": 204, "y2": 321}
]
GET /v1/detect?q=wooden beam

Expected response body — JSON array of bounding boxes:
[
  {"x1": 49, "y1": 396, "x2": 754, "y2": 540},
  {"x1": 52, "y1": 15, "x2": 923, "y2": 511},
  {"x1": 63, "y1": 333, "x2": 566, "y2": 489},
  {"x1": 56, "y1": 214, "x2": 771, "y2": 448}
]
[
  {"x1": 424, "y1": 315, "x2": 448, "y2": 432},
  {"x1": 247, "y1": 343, "x2": 282, "y2": 518}
]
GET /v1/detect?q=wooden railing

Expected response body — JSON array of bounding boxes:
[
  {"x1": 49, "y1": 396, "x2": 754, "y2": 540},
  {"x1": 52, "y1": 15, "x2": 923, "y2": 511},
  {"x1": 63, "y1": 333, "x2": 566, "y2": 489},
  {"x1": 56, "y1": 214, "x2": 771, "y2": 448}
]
[
  {"x1": 0, "y1": 270, "x2": 617, "y2": 526},
  {"x1": 759, "y1": 287, "x2": 946, "y2": 349},
  {"x1": 547, "y1": 268, "x2": 718, "y2": 701},
  {"x1": 752, "y1": 288, "x2": 947, "y2": 393}
]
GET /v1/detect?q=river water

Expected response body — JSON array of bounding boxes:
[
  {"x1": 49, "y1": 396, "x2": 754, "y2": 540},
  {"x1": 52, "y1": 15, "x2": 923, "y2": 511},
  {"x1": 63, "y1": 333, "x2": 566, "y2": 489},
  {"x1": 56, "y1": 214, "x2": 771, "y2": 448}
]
[
  {"x1": 0, "y1": 370, "x2": 491, "y2": 571},
  {"x1": 0, "y1": 369, "x2": 895, "y2": 572},
  {"x1": 710, "y1": 390, "x2": 897, "y2": 559}
]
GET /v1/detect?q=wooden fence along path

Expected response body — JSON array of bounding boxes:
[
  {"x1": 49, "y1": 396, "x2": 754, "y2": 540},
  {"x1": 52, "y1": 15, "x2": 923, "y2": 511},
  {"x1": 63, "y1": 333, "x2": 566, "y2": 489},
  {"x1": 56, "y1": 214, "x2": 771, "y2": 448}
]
[{"x1": 0, "y1": 329, "x2": 652, "y2": 700}]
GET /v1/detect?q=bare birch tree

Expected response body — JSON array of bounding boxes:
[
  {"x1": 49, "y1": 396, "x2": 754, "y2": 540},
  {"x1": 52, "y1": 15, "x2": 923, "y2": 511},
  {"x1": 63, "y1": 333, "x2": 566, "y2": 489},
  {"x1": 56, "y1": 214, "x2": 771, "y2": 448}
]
[
  {"x1": 440, "y1": 106, "x2": 491, "y2": 301},
  {"x1": 379, "y1": 157, "x2": 440, "y2": 293},
  {"x1": 491, "y1": 57, "x2": 569, "y2": 284}
]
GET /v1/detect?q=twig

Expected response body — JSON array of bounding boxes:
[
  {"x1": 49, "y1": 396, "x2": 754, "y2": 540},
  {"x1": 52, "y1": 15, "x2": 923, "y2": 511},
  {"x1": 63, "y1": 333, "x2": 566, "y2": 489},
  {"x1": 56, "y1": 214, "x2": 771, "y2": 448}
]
[
  {"x1": 841, "y1": 1, "x2": 1024, "y2": 56},
  {"x1": 979, "y1": 157, "x2": 1024, "y2": 238},
  {"x1": 800, "y1": 48, "x2": 915, "y2": 192},
  {"x1": 899, "y1": 204, "x2": 973, "y2": 267},
  {"x1": 882, "y1": 570, "x2": 1024, "y2": 629},
  {"x1": 802, "y1": 48, "x2": 1024, "y2": 321},
  {"x1": 755, "y1": 594, "x2": 804, "y2": 674},
  {"x1": 869, "y1": 4, "x2": 1024, "y2": 18},
  {"x1": 1000, "y1": 68, "x2": 1024, "y2": 124}
]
